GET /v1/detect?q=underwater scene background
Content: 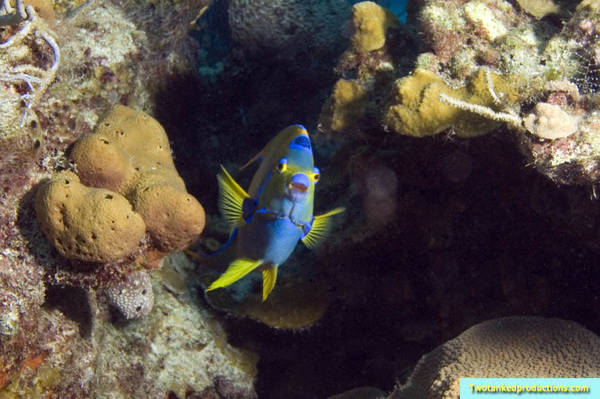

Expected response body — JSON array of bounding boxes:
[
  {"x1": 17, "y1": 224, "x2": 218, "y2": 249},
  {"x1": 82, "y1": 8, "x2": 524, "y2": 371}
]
[{"x1": 1, "y1": 0, "x2": 600, "y2": 397}]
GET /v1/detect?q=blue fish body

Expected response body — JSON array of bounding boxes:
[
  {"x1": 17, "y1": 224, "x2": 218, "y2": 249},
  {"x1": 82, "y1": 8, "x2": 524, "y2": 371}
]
[
  {"x1": 236, "y1": 216, "x2": 302, "y2": 265},
  {"x1": 207, "y1": 125, "x2": 344, "y2": 301}
]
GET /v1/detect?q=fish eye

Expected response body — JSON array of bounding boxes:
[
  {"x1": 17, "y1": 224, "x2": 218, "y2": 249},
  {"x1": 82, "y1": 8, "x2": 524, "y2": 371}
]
[
  {"x1": 277, "y1": 158, "x2": 288, "y2": 173},
  {"x1": 312, "y1": 167, "x2": 320, "y2": 183}
]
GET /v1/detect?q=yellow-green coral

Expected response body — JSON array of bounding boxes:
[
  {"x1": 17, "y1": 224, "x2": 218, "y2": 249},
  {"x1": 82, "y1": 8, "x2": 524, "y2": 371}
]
[
  {"x1": 384, "y1": 69, "x2": 465, "y2": 137},
  {"x1": 71, "y1": 105, "x2": 206, "y2": 252},
  {"x1": 516, "y1": 0, "x2": 559, "y2": 19},
  {"x1": 350, "y1": 1, "x2": 400, "y2": 52},
  {"x1": 35, "y1": 171, "x2": 146, "y2": 262},
  {"x1": 322, "y1": 78, "x2": 368, "y2": 133},
  {"x1": 384, "y1": 68, "x2": 521, "y2": 138}
]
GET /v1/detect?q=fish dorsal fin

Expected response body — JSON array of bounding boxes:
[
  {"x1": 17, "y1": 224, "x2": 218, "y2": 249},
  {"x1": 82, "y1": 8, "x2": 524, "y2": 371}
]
[
  {"x1": 217, "y1": 165, "x2": 250, "y2": 227},
  {"x1": 240, "y1": 152, "x2": 263, "y2": 170},
  {"x1": 206, "y1": 258, "x2": 263, "y2": 291},
  {"x1": 301, "y1": 207, "x2": 345, "y2": 249},
  {"x1": 262, "y1": 265, "x2": 278, "y2": 301}
]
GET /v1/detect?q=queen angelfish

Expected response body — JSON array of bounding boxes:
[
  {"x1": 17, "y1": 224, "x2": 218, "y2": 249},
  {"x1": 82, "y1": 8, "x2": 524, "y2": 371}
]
[{"x1": 206, "y1": 124, "x2": 344, "y2": 301}]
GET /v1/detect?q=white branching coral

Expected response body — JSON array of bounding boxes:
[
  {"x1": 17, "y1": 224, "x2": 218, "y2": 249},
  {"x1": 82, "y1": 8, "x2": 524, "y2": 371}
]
[{"x1": 0, "y1": 0, "x2": 59, "y2": 129}]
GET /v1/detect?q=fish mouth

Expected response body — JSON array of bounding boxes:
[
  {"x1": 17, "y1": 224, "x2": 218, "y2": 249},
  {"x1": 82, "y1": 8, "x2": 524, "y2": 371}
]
[
  {"x1": 289, "y1": 182, "x2": 308, "y2": 192},
  {"x1": 287, "y1": 173, "x2": 310, "y2": 201}
]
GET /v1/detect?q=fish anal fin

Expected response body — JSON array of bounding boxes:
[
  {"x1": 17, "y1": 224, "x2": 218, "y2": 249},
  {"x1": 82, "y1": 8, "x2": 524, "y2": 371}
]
[
  {"x1": 206, "y1": 258, "x2": 263, "y2": 291},
  {"x1": 217, "y1": 165, "x2": 251, "y2": 227},
  {"x1": 301, "y1": 207, "x2": 345, "y2": 249},
  {"x1": 262, "y1": 265, "x2": 278, "y2": 301}
]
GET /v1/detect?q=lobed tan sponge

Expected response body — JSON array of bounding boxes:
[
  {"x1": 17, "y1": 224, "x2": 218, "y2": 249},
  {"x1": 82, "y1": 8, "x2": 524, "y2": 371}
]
[
  {"x1": 71, "y1": 104, "x2": 176, "y2": 192},
  {"x1": 132, "y1": 183, "x2": 205, "y2": 252},
  {"x1": 35, "y1": 171, "x2": 146, "y2": 262},
  {"x1": 71, "y1": 105, "x2": 205, "y2": 252},
  {"x1": 391, "y1": 316, "x2": 600, "y2": 399}
]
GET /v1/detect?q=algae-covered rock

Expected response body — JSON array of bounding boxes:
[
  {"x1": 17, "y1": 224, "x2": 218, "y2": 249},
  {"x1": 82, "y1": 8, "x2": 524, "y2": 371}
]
[
  {"x1": 35, "y1": 171, "x2": 146, "y2": 262},
  {"x1": 203, "y1": 273, "x2": 329, "y2": 330},
  {"x1": 93, "y1": 252, "x2": 258, "y2": 398}
]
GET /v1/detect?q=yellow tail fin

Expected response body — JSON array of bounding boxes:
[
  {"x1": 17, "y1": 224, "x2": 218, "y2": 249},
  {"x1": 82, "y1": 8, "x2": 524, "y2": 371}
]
[
  {"x1": 262, "y1": 266, "x2": 278, "y2": 301},
  {"x1": 207, "y1": 258, "x2": 262, "y2": 291}
]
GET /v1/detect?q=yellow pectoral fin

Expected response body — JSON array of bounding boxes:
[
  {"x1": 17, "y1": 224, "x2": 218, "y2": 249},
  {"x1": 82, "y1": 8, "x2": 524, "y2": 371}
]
[
  {"x1": 217, "y1": 165, "x2": 250, "y2": 227},
  {"x1": 206, "y1": 258, "x2": 263, "y2": 291},
  {"x1": 262, "y1": 266, "x2": 278, "y2": 301},
  {"x1": 301, "y1": 207, "x2": 346, "y2": 249}
]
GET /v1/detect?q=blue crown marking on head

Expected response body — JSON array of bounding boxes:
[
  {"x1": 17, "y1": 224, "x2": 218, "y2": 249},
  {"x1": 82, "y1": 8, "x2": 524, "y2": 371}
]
[{"x1": 289, "y1": 135, "x2": 312, "y2": 152}]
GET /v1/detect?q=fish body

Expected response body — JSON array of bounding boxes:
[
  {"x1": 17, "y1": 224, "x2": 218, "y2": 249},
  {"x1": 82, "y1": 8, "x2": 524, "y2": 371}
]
[{"x1": 207, "y1": 124, "x2": 344, "y2": 301}]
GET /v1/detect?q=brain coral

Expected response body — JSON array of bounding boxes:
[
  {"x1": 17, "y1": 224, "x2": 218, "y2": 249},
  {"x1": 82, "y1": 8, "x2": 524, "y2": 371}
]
[
  {"x1": 71, "y1": 105, "x2": 205, "y2": 252},
  {"x1": 391, "y1": 316, "x2": 600, "y2": 399},
  {"x1": 35, "y1": 171, "x2": 146, "y2": 262}
]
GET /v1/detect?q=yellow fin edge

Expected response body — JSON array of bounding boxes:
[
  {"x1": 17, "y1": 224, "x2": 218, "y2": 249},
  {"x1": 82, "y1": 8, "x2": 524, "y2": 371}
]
[
  {"x1": 217, "y1": 165, "x2": 250, "y2": 227},
  {"x1": 302, "y1": 207, "x2": 345, "y2": 249},
  {"x1": 206, "y1": 258, "x2": 263, "y2": 291},
  {"x1": 262, "y1": 266, "x2": 278, "y2": 301}
]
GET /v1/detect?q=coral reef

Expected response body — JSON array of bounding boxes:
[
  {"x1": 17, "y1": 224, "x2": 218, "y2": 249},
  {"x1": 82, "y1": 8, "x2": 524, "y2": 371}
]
[
  {"x1": 0, "y1": 0, "x2": 255, "y2": 397},
  {"x1": 318, "y1": 1, "x2": 409, "y2": 137},
  {"x1": 7, "y1": 0, "x2": 600, "y2": 397},
  {"x1": 390, "y1": 316, "x2": 600, "y2": 398},
  {"x1": 318, "y1": 0, "x2": 600, "y2": 185}
]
